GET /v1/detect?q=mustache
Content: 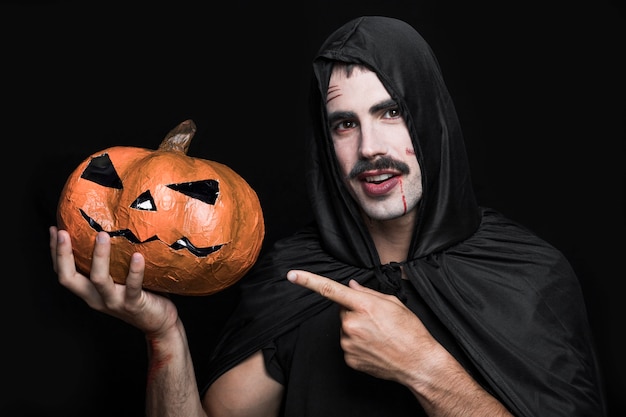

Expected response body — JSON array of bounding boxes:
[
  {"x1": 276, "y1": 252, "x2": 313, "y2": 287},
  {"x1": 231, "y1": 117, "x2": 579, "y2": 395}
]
[{"x1": 348, "y1": 156, "x2": 410, "y2": 179}]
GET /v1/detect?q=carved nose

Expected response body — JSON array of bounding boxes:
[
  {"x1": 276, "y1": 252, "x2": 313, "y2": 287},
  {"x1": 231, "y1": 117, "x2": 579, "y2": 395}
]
[{"x1": 130, "y1": 190, "x2": 157, "y2": 211}]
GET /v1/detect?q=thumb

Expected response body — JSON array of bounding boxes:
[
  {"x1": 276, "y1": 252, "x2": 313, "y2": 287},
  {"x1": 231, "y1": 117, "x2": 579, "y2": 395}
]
[
  {"x1": 348, "y1": 279, "x2": 378, "y2": 294},
  {"x1": 348, "y1": 279, "x2": 403, "y2": 304}
]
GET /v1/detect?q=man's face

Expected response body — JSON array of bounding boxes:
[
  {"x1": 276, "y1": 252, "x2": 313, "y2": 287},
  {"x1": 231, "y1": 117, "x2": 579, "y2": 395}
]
[{"x1": 326, "y1": 66, "x2": 422, "y2": 221}]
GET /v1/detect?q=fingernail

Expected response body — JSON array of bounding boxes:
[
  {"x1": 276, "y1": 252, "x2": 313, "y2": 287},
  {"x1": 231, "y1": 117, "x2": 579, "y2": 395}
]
[
  {"x1": 131, "y1": 253, "x2": 141, "y2": 264},
  {"x1": 286, "y1": 271, "x2": 297, "y2": 282}
]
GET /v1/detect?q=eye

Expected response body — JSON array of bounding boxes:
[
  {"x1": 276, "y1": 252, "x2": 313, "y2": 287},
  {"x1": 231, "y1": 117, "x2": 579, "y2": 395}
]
[
  {"x1": 167, "y1": 179, "x2": 220, "y2": 205},
  {"x1": 81, "y1": 153, "x2": 123, "y2": 189},
  {"x1": 332, "y1": 119, "x2": 358, "y2": 133},
  {"x1": 383, "y1": 106, "x2": 401, "y2": 119}
]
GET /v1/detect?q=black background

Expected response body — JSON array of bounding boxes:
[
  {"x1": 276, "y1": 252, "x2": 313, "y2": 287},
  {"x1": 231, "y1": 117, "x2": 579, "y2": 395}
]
[{"x1": 2, "y1": 1, "x2": 624, "y2": 416}]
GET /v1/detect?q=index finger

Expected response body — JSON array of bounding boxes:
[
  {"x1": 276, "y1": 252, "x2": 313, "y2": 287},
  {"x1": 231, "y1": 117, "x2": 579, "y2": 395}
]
[{"x1": 286, "y1": 269, "x2": 359, "y2": 310}]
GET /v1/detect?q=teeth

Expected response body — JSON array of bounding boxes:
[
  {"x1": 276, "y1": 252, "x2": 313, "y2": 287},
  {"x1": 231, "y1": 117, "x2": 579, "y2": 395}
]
[{"x1": 365, "y1": 174, "x2": 393, "y2": 182}]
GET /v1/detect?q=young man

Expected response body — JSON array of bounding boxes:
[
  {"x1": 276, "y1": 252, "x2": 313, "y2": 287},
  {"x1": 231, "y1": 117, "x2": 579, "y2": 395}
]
[{"x1": 50, "y1": 16, "x2": 606, "y2": 416}]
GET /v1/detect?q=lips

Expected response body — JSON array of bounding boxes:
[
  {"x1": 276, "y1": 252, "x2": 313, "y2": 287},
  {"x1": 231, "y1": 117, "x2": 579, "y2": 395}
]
[{"x1": 358, "y1": 170, "x2": 401, "y2": 196}]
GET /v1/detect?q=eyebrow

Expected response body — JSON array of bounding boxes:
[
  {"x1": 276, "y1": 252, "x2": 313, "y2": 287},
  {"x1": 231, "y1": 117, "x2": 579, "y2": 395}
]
[
  {"x1": 327, "y1": 110, "x2": 355, "y2": 126},
  {"x1": 371, "y1": 99, "x2": 398, "y2": 114},
  {"x1": 327, "y1": 99, "x2": 398, "y2": 126}
]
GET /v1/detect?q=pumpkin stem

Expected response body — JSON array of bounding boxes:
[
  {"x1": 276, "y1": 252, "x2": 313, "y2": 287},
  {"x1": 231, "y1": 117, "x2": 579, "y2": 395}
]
[{"x1": 158, "y1": 119, "x2": 196, "y2": 154}]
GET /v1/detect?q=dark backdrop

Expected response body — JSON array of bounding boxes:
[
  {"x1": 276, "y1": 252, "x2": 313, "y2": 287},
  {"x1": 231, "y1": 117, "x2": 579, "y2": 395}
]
[{"x1": 3, "y1": 1, "x2": 624, "y2": 416}]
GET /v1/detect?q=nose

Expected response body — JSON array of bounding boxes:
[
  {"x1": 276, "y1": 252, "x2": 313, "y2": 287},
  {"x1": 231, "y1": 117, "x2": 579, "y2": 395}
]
[{"x1": 358, "y1": 122, "x2": 388, "y2": 159}]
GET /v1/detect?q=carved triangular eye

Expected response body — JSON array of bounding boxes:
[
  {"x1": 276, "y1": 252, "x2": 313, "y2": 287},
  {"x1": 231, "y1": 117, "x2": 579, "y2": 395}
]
[
  {"x1": 130, "y1": 190, "x2": 156, "y2": 211},
  {"x1": 81, "y1": 153, "x2": 123, "y2": 189},
  {"x1": 167, "y1": 179, "x2": 219, "y2": 205}
]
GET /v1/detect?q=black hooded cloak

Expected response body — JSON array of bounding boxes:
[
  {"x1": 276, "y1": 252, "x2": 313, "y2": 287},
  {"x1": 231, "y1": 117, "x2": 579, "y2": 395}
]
[{"x1": 201, "y1": 16, "x2": 606, "y2": 417}]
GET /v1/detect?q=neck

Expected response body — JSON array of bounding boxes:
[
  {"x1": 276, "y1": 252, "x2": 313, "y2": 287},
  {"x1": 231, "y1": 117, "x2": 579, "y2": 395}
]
[{"x1": 362, "y1": 210, "x2": 417, "y2": 265}]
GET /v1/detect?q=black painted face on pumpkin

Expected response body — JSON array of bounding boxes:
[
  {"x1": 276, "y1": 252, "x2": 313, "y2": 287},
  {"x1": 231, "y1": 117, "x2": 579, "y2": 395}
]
[{"x1": 78, "y1": 153, "x2": 224, "y2": 257}]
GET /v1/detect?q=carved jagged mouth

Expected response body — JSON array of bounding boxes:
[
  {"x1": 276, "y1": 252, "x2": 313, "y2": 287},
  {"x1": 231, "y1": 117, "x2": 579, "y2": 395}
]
[{"x1": 79, "y1": 209, "x2": 223, "y2": 257}]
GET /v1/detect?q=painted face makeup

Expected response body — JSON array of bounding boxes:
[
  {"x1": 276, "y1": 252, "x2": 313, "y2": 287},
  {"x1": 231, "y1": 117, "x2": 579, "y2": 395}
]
[{"x1": 327, "y1": 66, "x2": 422, "y2": 221}]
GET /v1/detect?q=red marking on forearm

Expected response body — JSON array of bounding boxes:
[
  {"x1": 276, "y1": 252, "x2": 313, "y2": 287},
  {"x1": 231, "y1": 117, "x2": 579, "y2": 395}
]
[{"x1": 146, "y1": 337, "x2": 173, "y2": 385}]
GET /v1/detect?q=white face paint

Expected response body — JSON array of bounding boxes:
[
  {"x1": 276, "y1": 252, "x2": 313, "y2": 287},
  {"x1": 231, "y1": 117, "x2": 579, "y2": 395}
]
[{"x1": 326, "y1": 66, "x2": 422, "y2": 221}]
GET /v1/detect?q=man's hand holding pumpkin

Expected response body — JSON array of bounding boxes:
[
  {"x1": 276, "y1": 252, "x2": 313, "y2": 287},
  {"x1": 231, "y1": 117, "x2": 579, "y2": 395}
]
[{"x1": 50, "y1": 226, "x2": 179, "y2": 337}]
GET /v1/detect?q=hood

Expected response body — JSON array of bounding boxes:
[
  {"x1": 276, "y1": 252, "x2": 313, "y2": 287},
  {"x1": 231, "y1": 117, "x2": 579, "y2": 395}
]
[{"x1": 306, "y1": 16, "x2": 480, "y2": 266}]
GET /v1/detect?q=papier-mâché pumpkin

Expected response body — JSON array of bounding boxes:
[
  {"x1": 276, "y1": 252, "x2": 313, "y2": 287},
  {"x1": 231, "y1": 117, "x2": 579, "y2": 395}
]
[{"x1": 57, "y1": 119, "x2": 264, "y2": 296}]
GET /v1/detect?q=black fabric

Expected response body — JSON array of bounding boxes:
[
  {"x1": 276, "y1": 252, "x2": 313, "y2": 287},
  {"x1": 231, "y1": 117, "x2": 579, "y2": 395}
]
[
  {"x1": 201, "y1": 16, "x2": 606, "y2": 416},
  {"x1": 259, "y1": 275, "x2": 487, "y2": 417},
  {"x1": 263, "y1": 303, "x2": 427, "y2": 417}
]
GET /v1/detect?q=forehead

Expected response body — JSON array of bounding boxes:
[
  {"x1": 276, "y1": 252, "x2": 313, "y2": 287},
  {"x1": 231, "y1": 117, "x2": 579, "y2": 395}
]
[{"x1": 327, "y1": 66, "x2": 391, "y2": 111}]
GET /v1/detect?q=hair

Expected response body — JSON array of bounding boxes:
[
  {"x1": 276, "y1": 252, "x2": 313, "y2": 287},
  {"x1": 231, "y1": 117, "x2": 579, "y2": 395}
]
[{"x1": 331, "y1": 61, "x2": 372, "y2": 77}]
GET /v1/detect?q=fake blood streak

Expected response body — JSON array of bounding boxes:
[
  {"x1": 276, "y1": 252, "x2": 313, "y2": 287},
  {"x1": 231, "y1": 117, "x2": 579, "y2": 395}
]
[
  {"x1": 399, "y1": 177, "x2": 407, "y2": 214},
  {"x1": 400, "y1": 147, "x2": 414, "y2": 215},
  {"x1": 147, "y1": 337, "x2": 172, "y2": 384}
]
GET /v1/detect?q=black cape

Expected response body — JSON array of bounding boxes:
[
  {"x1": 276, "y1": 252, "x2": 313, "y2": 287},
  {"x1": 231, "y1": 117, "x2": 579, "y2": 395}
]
[{"x1": 201, "y1": 16, "x2": 606, "y2": 417}]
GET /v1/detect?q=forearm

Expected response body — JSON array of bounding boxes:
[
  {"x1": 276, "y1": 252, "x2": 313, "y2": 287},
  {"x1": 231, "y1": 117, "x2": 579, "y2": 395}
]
[
  {"x1": 145, "y1": 318, "x2": 206, "y2": 417},
  {"x1": 406, "y1": 348, "x2": 513, "y2": 417}
]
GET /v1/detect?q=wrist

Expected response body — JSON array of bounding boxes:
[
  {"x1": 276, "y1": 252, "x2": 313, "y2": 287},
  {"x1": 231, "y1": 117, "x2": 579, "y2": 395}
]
[
  {"x1": 404, "y1": 343, "x2": 465, "y2": 398},
  {"x1": 145, "y1": 318, "x2": 187, "y2": 353}
]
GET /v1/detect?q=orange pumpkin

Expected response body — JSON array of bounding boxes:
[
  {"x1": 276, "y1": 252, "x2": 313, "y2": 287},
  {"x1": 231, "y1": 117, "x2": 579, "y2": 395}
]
[{"x1": 57, "y1": 119, "x2": 264, "y2": 295}]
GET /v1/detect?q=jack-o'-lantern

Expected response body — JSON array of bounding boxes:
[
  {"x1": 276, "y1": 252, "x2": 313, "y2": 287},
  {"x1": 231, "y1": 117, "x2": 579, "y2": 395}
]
[{"x1": 56, "y1": 119, "x2": 264, "y2": 295}]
